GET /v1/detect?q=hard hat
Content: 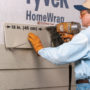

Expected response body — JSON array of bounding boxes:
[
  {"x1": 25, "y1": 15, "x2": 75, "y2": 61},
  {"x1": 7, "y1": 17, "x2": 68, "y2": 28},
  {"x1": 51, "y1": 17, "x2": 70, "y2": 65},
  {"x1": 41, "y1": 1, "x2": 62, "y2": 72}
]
[{"x1": 74, "y1": 0, "x2": 90, "y2": 11}]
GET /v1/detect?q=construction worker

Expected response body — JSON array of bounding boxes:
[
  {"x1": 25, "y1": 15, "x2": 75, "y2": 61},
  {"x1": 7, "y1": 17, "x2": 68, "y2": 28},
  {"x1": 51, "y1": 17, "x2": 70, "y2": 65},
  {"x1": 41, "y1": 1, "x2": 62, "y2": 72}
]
[{"x1": 28, "y1": 0, "x2": 90, "y2": 89}]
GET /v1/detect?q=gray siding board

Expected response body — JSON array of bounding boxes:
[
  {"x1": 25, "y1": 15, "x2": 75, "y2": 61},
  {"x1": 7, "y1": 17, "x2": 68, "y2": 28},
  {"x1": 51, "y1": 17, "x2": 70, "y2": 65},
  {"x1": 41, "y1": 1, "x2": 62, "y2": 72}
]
[
  {"x1": 11, "y1": 86, "x2": 76, "y2": 90},
  {"x1": 0, "y1": 45, "x2": 74, "y2": 69},
  {"x1": 0, "y1": 45, "x2": 76, "y2": 90},
  {"x1": 0, "y1": 69, "x2": 76, "y2": 90}
]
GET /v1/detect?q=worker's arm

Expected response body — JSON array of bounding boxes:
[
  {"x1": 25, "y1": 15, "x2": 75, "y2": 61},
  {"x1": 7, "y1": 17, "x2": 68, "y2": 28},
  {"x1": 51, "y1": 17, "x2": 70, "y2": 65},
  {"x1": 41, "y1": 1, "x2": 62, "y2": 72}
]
[{"x1": 38, "y1": 32, "x2": 88, "y2": 65}]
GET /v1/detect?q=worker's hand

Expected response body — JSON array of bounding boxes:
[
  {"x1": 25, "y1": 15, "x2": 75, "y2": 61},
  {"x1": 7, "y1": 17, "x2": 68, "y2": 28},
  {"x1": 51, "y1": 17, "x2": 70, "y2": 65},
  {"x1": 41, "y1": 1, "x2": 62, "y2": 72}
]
[
  {"x1": 28, "y1": 33, "x2": 44, "y2": 54},
  {"x1": 60, "y1": 33, "x2": 74, "y2": 42}
]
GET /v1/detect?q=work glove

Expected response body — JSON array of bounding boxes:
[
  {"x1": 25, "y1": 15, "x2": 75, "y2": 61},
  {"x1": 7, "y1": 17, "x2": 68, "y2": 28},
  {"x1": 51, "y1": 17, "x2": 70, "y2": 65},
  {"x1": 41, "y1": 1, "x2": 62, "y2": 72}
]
[
  {"x1": 28, "y1": 33, "x2": 44, "y2": 54},
  {"x1": 61, "y1": 33, "x2": 73, "y2": 42}
]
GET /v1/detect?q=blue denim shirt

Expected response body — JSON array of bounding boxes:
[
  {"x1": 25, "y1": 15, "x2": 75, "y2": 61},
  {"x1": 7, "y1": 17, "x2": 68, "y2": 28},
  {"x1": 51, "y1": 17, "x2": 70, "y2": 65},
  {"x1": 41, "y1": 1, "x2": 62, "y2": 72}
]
[{"x1": 38, "y1": 26, "x2": 90, "y2": 80}]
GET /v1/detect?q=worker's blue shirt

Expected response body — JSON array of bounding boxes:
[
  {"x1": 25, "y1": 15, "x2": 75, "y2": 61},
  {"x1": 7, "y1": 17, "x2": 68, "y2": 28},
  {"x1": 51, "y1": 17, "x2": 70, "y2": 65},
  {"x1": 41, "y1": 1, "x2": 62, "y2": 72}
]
[{"x1": 38, "y1": 26, "x2": 90, "y2": 80}]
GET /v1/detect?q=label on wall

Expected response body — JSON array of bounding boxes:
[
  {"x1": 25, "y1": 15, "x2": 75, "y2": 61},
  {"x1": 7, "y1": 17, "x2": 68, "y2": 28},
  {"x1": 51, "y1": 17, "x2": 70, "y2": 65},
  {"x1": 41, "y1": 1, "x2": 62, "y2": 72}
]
[
  {"x1": 0, "y1": 0, "x2": 85, "y2": 44},
  {"x1": 4, "y1": 23, "x2": 51, "y2": 48}
]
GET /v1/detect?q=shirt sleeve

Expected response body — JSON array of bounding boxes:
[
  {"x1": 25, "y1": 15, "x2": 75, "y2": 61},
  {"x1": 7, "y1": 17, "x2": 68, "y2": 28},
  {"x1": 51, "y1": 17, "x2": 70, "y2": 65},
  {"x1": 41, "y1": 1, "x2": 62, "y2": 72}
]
[{"x1": 38, "y1": 33, "x2": 88, "y2": 65}]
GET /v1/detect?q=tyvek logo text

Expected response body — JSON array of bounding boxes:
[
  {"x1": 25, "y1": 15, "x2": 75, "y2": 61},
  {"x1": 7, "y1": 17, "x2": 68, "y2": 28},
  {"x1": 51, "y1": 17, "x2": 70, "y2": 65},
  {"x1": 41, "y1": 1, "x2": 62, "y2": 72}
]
[{"x1": 26, "y1": 0, "x2": 69, "y2": 11}]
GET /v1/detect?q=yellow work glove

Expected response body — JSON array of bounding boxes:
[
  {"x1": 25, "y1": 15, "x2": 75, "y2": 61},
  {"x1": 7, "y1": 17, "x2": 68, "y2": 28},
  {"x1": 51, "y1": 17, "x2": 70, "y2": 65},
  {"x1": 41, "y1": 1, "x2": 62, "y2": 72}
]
[
  {"x1": 60, "y1": 33, "x2": 73, "y2": 42},
  {"x1": 28, "y1": 33, "x2": 44, "y2": 54}
]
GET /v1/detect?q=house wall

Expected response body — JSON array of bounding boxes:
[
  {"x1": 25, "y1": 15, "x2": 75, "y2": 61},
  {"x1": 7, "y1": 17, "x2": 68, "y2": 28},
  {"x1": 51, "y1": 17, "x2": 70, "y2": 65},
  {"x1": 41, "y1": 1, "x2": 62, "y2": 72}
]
[{"x1": 0, "y1": 0, "x2": 85, "y2": 89}]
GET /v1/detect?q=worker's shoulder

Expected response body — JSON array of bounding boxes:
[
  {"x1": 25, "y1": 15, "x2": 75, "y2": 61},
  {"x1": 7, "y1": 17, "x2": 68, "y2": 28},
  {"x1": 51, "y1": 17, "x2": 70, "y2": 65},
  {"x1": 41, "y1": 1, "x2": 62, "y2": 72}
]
[
  {"x1": 80, "y1": 27, "x2": 90, "y2": 36},
  {"x1": 71, "y1": 30, "x2": 88, "y2": 42},
  {"x1": 78, "y1": 27, "x2": 90, "y2": 41},
  {"x1": 81, "y1": 27, "x2": 90, "y2": 33}
]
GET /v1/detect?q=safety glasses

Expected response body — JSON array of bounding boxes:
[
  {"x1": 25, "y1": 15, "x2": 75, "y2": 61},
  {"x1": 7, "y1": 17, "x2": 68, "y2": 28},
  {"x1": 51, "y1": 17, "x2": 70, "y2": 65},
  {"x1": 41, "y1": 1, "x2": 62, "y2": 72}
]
[{"x1": 80, "y1": 10, "x2": 87, "y2": 18}]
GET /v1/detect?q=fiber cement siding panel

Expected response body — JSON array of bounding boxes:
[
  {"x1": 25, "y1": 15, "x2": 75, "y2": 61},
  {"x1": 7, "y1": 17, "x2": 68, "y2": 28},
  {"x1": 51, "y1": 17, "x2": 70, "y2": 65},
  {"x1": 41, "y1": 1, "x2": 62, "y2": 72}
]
[
  {"x1": 11, "y1": 86, "x2": 76, "y2": 90},
  {"x1": 0, "y1": 45, "x2": 74, "y2": 69},
  {"x1": 0, "y1": 69, "x2": 75, "y2": 90}
]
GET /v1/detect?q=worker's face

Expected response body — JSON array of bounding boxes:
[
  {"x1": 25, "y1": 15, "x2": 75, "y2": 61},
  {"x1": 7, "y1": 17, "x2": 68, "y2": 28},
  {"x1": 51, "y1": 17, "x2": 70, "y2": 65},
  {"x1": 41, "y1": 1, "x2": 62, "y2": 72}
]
[{"x1": 80, "y1": 10, "x2": 90, "y2": 27}]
